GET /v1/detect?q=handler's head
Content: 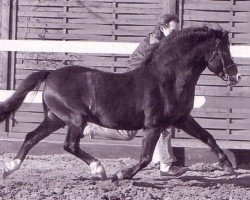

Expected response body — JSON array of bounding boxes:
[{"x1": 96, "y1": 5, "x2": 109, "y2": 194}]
[{"x1": 153, "y1": 14, "x2": 180, "y2": 40}]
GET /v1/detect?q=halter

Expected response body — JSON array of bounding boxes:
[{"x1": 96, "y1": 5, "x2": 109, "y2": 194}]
[{"x1": 208, "y1": 50, "x2": 236, "y2": 81}]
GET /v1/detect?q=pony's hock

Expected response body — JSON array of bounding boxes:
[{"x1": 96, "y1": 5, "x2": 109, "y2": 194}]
[{"x1": 0, "y1": 27, "x2": 240, "y2": 179}]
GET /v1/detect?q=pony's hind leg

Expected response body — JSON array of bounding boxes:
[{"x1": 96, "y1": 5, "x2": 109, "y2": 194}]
[
  {"x1": 3, "y1": 111, "x2": 65, "y2": 179},
  {"x1": 176, "y1": 114, "x2": 234, "y2": 173},
  {"x1": 63, "y1": 118, "x2": 107, "y2": 179}
]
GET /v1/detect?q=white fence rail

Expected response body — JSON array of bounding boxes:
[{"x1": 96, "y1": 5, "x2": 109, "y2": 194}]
[
  {"x1": 0, "y1": 40, "x2": 249, "y2": 108},
  {"x1": 0, "y1": 39, "x2": 250, "y2": 57}
]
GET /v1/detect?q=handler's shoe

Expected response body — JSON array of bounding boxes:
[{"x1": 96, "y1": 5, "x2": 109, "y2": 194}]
[{"x1": 160, "y1": 165, "x2": 188, "y2": 177}]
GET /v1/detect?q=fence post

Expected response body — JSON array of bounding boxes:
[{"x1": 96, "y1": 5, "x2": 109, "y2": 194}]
[
  {"x1": 162, "y1": 0, "x2": 177, "y2": 14},
  {"x1": 0, "y1": 0, "x2": 11, "y2": 133}
]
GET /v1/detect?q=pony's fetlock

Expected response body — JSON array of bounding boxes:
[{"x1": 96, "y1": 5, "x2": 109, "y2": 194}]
[
  {"x1": 3, "y1": 159, "x2": 22, "y2": 179},
  {"x1": 90, "y1": 161, "x2": 107, "y2": 180},
  {"x1": 219, "y1": 158, "x2": 234, "y2": 173}
]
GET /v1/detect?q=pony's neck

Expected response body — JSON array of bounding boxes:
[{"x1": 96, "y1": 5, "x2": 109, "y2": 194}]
[
  {"x1": 183, "y1": 42, "x2": 207, "y2": 84},
  {"x1": 146, "y1": 40, "x2": 207, "y2": 86}
]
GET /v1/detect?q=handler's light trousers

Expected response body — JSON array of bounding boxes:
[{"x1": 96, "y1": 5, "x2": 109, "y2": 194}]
[{"x1": 84, "y1": 123, "x2": 177, "y2": 166}]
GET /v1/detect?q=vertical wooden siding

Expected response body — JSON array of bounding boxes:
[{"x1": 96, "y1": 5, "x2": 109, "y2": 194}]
[
  {"x1": 12, "y1": 0, "x2": 170, "y2": 134},
  {"x1": 176, "y1": 0, "x2": 250, "y2": 141},
  {"x1": 0, "y1": 0, "x2": 2, "y2": 37},
  {"x1": 0, "y1": 0, "x2": 3, "y2": 133},
  {"x1": 0, "y1": 0, "x2": 2, "y2": 64},
  {"x1": 0, "y1": 0, "x2": 11, "y2": 133}
]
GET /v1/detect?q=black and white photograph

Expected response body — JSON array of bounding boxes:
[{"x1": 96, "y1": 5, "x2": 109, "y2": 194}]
[{"x1": 0, "y1": 0, "x2": 250, "y2": 199}]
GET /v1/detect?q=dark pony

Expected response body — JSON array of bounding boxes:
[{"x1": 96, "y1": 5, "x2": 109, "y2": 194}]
[{"x1": 1, "y1": 26, "x2": 241, "y2": 180}]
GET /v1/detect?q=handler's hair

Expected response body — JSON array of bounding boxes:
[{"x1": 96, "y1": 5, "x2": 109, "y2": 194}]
[{"x1": 152, "y1": 14, "x2": 180, "y2": 40}]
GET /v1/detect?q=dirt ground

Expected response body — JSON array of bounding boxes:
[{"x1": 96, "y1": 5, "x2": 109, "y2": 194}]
[{"x1": 1, "y1": 153, "x2": 250, "y2": 200}]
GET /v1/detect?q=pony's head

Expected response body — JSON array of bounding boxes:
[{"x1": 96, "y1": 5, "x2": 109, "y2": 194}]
[
  {"x1": 204, "y1": 28, "x2": 241, "y2": 86},
  {"x1": 145, "y1": 26, "x2": 240, "y2": 86}
]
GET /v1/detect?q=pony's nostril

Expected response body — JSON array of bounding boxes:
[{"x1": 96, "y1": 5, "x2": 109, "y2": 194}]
[{"x1": 237, "y1": 74, "x2": 241, "y2": 82}]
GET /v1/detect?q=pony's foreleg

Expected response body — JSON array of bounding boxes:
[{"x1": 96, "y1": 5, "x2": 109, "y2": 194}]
[
  {"x1": 176, "y1": 114, "x2": 234, "y2": 173},
  {"x1": 64, "y1": 124, "x2": 107, "y2": 180},
  {"x1": 112, "y1": 127, "x2": 161, "y2": 181},
  {"x1": 3, "y1": 112, "x2": 65, "y2": 179}
]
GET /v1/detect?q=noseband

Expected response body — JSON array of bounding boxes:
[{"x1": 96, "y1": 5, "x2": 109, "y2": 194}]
[{"x1": 208, "y1": 50, "x2": 236, "y2": 81}]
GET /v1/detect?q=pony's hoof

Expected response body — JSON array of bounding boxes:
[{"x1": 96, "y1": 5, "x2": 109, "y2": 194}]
[
  {"x1": 99, "y1": 171, "x2": 107, "y2": 180},
  {"x1": 93, "y1": 169, "x2": 107, "y2": 180},
  {"x1": 90, "y1": 161, "x2": 107, "y2": 180},
  {"x1": 223, "y1": 166, "x2": 234, "y2": 174},
  {"x1": 2, "y1": 159, "x2": 21, "y2": 179},
  {"x1": 219, "y1": 161, "x2": 234, "y2": 174},
  {"x1": 3, "y1": 169, "x2": 11, "y2": 180},
  {"x1": 111, "y1": 171, "x2": 124, "y2": 182}
]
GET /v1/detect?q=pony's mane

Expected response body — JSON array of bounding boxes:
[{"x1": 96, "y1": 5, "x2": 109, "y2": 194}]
[
  {"x1": 144, "y1": 26, "x2": 229, "y2": 64},
  {"x1": 163, "y1": 26, "x2": 229, "y2": 46},
  {"x1": 165, "y1": 26, "x2": 209, "y2": 43}
]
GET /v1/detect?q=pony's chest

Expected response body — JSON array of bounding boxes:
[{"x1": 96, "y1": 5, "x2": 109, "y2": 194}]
[
  {"x1": 174, "y1": 76, "x2": 196, "y2": 105},
  {"x1": 162, "y1": 87, "x2": 194, "y2": 121},
  {"x1": 165, "y1": 97, "x2": 193, "y2": 118}
]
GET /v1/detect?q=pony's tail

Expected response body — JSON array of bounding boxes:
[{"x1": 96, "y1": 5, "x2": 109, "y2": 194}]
[{"x1": 0, "y1": 70, "x2": 50, "y2": 122}]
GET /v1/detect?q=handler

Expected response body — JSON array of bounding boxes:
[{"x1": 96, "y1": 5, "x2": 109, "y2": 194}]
[{"x1": 84, "y1": 14, "x2": 187, "y2": 177}]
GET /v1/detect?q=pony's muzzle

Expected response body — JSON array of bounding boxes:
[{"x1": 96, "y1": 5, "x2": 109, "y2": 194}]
[
  {"x1": 236, "y1": 74, "x2": 241, "y2": 82},
  {"x1": 228, "y1": 73, "x2": 241, "y2": 86}
]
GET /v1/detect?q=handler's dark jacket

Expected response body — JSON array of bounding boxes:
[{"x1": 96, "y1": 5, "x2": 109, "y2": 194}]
[{"x1": 126, "y1": 33, "x2": 159, "y2": 71}]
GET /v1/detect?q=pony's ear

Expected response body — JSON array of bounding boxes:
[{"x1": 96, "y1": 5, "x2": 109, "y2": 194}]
[{"x1": 221, "y1": 31, "x2": 229, "y2": 44}]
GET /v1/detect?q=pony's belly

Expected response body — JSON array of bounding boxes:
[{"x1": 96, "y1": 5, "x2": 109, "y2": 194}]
[{"x1": 96, "y1": 111, "x2": 144, "y2": 130}]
